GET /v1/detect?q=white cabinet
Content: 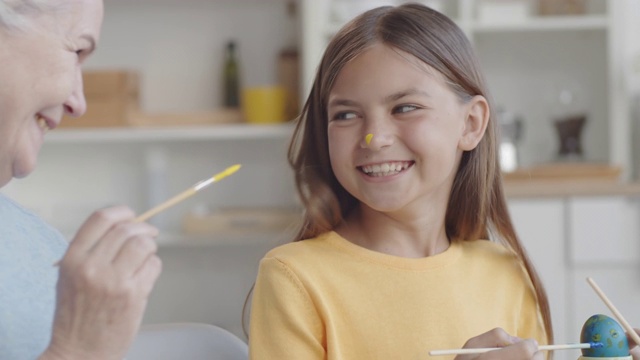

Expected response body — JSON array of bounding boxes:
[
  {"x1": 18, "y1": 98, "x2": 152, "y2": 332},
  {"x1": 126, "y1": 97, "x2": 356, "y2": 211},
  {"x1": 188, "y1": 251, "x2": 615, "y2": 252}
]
[
  {"x1": 508, "y1": 199, "x2": 568, "y2": 351},
  {"x1": 568, "y1": 197, "x2": 640, "y2": 265},
  {"x1": 509, "y1": 194, "x2": 640, "y2": 359},
  {"x1": 566, "y1": 196, "x2": 640, "y2": 349},
  {"x1": 300, "y1": 0, "x2": 640, "y2": 179}
]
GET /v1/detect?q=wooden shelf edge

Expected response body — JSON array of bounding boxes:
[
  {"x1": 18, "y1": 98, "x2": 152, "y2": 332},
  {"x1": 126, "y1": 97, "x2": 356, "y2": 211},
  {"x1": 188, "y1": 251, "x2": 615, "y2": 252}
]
[
  {"x1": 45, "y1": 123, "x2": 295, "y2": 143},
  {"x1": 157, "y1": 232, "x2": 289, "y2": 248},
  {"x1": 505, "y1": 180, "x2": 640, "y2": 198}
]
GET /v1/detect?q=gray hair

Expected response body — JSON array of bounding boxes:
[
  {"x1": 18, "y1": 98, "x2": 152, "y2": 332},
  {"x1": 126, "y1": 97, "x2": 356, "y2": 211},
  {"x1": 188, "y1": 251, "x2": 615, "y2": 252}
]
[{"x1": 0, "y1": 0, "x2": 57, "y2": 32}]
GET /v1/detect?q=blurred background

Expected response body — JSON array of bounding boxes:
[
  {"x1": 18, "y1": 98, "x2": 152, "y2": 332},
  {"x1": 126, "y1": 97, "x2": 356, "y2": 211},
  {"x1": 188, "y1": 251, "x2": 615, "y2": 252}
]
[{"x1": 2, "y1": 0, "x2": 640, "y2": 357}]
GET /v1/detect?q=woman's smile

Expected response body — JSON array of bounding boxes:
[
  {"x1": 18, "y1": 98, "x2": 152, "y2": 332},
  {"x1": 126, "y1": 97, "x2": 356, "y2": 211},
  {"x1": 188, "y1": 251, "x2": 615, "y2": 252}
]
[{"x1": 36, "y1": 115, "x2": 52, "y2": 133}]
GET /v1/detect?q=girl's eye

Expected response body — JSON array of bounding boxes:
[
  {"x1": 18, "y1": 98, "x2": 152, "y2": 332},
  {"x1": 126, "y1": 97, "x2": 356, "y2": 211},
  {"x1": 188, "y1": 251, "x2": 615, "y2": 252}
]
[
  {"x1": 394, "y1": 104, "x2": 418, "y2": 114},
  {"x1": 332, "y1": 111, "x2": 357, "y2": 121}
]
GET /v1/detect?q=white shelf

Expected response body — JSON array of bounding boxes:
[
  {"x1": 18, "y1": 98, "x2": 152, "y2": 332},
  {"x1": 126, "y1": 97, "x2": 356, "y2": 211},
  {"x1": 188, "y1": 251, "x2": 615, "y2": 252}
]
[
  {"x1": 45, "y1": 123, "x2": 295, "y2": 144},
  {"x1": 325, "y1": 15, "x2": 606, "y2": 40},
  {"x1": 325, "y1": 21, "x2": 470, "y2": 38},
  {"x1": 472, "y1": 15, "x2": 608, "y2": 33}
]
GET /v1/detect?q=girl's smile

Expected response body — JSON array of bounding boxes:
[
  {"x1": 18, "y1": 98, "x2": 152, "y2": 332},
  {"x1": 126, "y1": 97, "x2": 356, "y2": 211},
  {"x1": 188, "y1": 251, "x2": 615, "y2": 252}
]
[
  {"x1": 358, "y1": 160, "x2": 414, "y2": 178},
  {"x1": 327, "y1": 43, "x2": 474, "y2": 214}
]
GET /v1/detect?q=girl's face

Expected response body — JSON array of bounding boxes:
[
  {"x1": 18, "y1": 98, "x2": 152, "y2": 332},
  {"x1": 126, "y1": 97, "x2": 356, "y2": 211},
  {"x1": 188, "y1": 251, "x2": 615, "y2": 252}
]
[
  {"x1": 0, "y1": 0, "x2": 103, "y2": 187},
  {"x1": 327, "y1": 43, "x2": 487, "y2": 215}
]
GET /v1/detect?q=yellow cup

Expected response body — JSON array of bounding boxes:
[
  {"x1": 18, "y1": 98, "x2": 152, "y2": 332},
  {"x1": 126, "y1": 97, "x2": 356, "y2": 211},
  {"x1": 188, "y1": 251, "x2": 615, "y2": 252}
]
[{"x1": 242, "y1": 86, "x2": 287, "y2": 124}]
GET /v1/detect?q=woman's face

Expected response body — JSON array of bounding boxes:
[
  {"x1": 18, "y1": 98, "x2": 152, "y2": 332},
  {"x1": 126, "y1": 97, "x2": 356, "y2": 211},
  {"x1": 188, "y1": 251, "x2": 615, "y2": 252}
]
[
  {"x1": 0, "y1": 0, "x2": 103, "y2": 187},
  {"x1": 327, "y1": 43, "x2": 487, "y2": 216}
]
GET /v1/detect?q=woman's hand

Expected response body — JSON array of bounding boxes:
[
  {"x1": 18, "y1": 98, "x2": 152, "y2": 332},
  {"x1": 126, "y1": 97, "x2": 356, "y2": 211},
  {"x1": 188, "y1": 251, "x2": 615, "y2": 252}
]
[
  {"x1": 42, "y1": 206, "x2": 162, "y2": 360},
  {"x1": 455, "y1": 328, "x2": 543, "y2": 360}
]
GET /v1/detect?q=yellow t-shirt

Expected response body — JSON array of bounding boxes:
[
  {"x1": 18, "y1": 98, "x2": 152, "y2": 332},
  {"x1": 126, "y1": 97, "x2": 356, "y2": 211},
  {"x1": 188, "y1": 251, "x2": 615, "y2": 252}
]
[{"x1": 249, "y1": 231, "x2": 547, "y2": 360}]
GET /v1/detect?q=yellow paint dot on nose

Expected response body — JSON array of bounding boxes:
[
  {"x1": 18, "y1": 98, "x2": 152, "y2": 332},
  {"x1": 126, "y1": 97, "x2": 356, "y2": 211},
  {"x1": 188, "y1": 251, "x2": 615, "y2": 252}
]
[{"x1": 365, "y1": 133, "x2": 373, "y2": 145}]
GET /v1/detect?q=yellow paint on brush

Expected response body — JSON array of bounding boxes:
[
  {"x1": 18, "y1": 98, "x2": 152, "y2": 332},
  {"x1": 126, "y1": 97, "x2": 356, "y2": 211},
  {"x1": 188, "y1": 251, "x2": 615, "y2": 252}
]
[
  {"x1": 55, "y1": 163, "x2": 244, "y2": 265},
  {"x1": 214, "y1": 164, "x2": 242, "y2": 181},
  {"x1": 365, "y1": 133, "x2": 374, "y2": 146},
  {"x1": 137, "y1": 163, "x2": 242, "y2": 222}
]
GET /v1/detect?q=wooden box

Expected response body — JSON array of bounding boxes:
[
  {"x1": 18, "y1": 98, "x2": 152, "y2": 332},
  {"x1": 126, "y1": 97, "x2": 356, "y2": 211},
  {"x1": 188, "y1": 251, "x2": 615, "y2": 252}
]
[
  {"x1": 128, "y1": 109, "x2": 244, "y2": 127},
  {"x1": 60, "y1": 70, "x2": 139, "y2": 128},
  {"x1": 537, "y1": 0, "x2": 586, "y2": 15}
]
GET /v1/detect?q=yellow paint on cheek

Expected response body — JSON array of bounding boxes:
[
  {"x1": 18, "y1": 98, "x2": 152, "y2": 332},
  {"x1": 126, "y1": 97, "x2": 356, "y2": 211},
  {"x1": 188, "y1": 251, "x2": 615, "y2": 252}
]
[{"x1": 365, "y1": 133, "x2": 373, "y2": 146}]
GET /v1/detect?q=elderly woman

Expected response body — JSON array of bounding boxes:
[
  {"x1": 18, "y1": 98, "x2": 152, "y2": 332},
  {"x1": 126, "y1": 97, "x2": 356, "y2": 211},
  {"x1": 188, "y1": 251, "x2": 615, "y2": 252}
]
[{"x1": 0, "y1": 1, "x2": 162, "y2": 359}]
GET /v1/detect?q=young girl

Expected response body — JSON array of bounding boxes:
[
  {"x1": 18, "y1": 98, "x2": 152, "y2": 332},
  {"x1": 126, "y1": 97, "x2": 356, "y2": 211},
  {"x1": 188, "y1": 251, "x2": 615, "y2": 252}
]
[{"x1": 248, "y1": 3, "x2": 553, "y2": 359}]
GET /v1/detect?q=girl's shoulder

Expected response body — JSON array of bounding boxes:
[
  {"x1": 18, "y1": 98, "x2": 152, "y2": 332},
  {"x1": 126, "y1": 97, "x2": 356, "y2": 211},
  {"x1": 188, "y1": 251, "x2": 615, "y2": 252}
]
[
  {"x1": 461, "y1": 238, "x2": 512, "y2": 253},
  {"x1": 459, "y1": 239, "x2": 521, "y2": 265},
  {"x1": 459, "y1": 239, "x2": 532, "y2": 281},
  {"x1": 263, "y1": 231, "x2": 338, "y2": 260}
]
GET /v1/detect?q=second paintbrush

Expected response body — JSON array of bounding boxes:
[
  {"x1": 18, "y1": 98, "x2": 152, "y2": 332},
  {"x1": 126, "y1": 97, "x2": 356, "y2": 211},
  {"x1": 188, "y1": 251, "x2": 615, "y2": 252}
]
[{"x1": 429, "y1": 342, "x2": 603, "y2": 356}]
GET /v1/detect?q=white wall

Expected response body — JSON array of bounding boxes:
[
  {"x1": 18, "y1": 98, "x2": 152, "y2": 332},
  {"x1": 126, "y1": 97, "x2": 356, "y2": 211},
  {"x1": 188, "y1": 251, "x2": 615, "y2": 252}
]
[
  {"x1": 476, "y1": 30, "x2": 609, "y2": 166},
  {"x1": 89, "y1": 0, "x2": 296, "y2": 113}
]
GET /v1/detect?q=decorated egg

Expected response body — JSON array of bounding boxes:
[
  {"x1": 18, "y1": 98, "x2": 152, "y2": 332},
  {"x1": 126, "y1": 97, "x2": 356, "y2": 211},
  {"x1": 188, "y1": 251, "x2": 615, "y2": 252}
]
[{"x1": 580, "y1": 314, "x2": 630, "y2": 357}]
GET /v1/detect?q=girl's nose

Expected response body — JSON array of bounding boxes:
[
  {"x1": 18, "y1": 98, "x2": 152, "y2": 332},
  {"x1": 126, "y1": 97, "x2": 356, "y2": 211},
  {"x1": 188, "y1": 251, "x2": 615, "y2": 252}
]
[
  {"x1": 63, "y1": 68, "x2": 87, "y2": 117},
  {"x1": 365, "y1": 133, "x2": 374, "y2": 146},
  {"x1": 361, "y1": 132, "x2": 393, "y2": 151}
]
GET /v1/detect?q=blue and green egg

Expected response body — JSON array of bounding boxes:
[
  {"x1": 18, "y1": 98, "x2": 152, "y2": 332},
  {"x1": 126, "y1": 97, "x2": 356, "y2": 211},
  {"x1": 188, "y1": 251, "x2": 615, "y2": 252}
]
[{"x1": 581, "y1": 314, "x2": 630, "y2": 357}]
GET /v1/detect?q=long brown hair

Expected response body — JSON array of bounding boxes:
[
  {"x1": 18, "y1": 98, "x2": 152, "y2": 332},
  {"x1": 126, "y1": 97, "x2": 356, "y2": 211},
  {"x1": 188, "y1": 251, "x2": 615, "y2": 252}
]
[
  {"x1": 245, "y1": 3, "x2": 553, "y2": 346},
  {"x1": 287, "y1": 3, "x2": 553, "y2": 345}
]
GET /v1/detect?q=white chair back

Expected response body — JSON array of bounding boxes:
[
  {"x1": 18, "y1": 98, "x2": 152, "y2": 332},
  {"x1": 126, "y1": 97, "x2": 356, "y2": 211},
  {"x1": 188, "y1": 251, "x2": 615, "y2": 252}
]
[{"x1": 126, "y1": 322, "x2": 248, "y2": 360}]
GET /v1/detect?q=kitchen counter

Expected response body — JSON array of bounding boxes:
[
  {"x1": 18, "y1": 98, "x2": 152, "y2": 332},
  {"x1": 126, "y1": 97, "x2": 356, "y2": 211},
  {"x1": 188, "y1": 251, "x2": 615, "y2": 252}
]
[
  {"x1": 504, "y1": 180, "x2": 640, "y2": 198},
  {"x1": 500, "y1": 163, "x2": 640, "y2": 198}
]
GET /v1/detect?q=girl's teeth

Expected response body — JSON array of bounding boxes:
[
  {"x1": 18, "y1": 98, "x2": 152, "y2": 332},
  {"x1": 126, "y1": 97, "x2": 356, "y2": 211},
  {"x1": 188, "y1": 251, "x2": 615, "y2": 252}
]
[{"x1": 361, "y1": 162, "x2": 410, "y2": 176}]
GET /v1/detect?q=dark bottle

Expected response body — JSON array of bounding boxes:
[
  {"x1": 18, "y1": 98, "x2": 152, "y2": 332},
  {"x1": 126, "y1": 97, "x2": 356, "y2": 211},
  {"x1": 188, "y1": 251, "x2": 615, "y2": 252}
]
[{"x1": 223, "y1": 41, "x2": 240, "y2": 108}]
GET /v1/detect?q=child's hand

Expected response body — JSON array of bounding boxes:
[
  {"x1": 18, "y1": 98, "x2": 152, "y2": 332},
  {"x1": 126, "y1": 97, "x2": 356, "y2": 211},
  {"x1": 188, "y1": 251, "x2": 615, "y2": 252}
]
[{"x1": 454, "y1": 328, "x2": 543, "y2": 360}]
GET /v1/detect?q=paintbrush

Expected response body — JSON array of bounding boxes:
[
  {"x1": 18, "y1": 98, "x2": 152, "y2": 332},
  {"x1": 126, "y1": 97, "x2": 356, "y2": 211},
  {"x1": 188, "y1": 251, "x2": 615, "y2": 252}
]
[
  {"x1": 587, "y1": 277, "x2": 640, "y2": 347},
  {"x1": 429, "y1": 342, "x2": 603, "y2": 356},
  {"x1": 134, "y1": 163, "x2": 241, "y2": 222},
  {"x1": 53, "y1": 164, "x2": 241, "y2": 266}
]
